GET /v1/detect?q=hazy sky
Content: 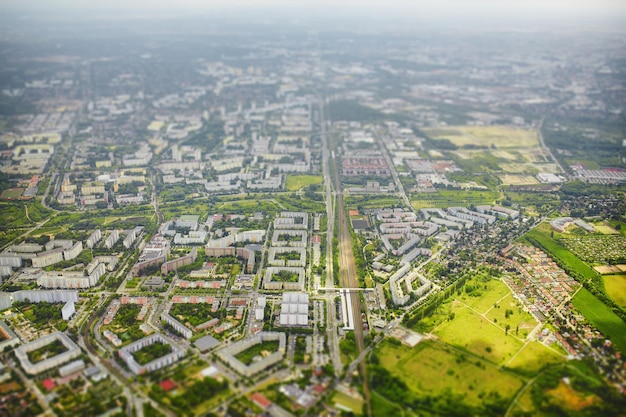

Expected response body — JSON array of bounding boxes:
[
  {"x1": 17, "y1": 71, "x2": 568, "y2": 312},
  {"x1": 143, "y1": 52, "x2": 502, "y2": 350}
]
[{"x1": 2, "y1": 0, "x2": 625, "y2": 12}]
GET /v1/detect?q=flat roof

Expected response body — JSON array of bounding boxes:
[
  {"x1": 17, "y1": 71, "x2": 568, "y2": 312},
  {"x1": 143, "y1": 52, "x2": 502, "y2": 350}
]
[{"x1": 194, "y1": 335, "x2": 220, "y2": 351}]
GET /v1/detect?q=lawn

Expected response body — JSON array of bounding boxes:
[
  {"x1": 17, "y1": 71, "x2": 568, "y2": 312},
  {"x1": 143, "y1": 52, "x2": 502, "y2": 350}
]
[
  {"x1": 285, "y1": 175, "x2": 323, "y2": 191},
  {"x1": 485, "y1": 294, "x2": 538, "y2": 339},
  {"x1": 424, "y1": 125, "x2": 539, "y2": 148},
  {"x1": 506, "y1": 341, "x2": 564, "y2": 374},
  {"x1": 602, "y1": 275, "x2": 626, "y2": 307},
  {"x1": 376, "y1": 339, "x2": 524, "y2": 408},
  {"x1": 457, "y1": 278, "x2": 511, "y2": 314},
  {"x1": 572, "y1": 288, "x2": 626, "y2": 354},
  {"x1": 434, "y1": 306, "x2": 525, "y2": 365}
]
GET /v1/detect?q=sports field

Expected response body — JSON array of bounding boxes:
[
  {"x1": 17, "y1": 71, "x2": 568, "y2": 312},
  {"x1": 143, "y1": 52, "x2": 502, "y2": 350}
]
[
  {"x1": 424, "y1": 125, "x2": 539, "y2": 148},
  {"x1": 602, "y1": 275, "x2": 626, "y2": 308},
  {"x1": 572, "y1": 288, "x2": 626, "y2": 354},
  {"x1": 0, "y1": 188, "x2": 24, "y2": 200},
  {"x1": 285, "y1": 174, "x2": 323, "y2": 191}
]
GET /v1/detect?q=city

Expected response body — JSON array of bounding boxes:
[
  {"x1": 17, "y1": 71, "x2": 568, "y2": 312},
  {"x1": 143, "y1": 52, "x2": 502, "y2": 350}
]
[{"x1": 0, "y1": 3, "x2": 625, "y2": 417}]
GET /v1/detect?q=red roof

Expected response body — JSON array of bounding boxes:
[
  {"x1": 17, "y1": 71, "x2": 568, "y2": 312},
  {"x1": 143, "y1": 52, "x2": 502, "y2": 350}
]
[
  {"x1": 250, "y1": 392, "x2": 272, "y2": 409},
  {"x1": 42, "y1": 378, "x2": 56, "y2": 391},
  {"x1": 159, "y1": 379, "x2": 176, "y2": 392},
  {"x1": 348, "y1": 210, "x2": 359, "y2": 217}
]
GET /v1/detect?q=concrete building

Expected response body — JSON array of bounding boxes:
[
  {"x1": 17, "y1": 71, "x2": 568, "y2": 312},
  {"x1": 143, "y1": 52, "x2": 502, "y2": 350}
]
[
  {"x1": 0, "y1": 320, "x2": 20, "y2": 351},
  {"x1": 37, "y1": 263, "x2": 105, "y2": 289},
  {"x1": 131, "y1": 235, "x2": 170, "y2": 276},
  {"x1": 63, "y1": 241, "x2": 83, "y2": 261},
  {"x1": 31, "y1": 248, "x2": 64, "y2": 268},
  {"x1": 160, "y1": 248, "x2": 197, "y2": 275},
  {"x1": 447, "y1": 207, "x2": 496, "y2": 225},
  {"x1": 62, "y1": 301, "x2": 75, "y2": 320},
  {"x1": 273, "y1": 212, "x2": 308, "y2": 230},
  {"x1": 173, "y1": 231, "x2": 207, "y2": 245},
  {"x1": 263, "y1": 267, "x2": 305, "y2": 291},
  {"x1": 279, "y1": 292, "x2": 309, "y2": 327},
  {"x1": 118, "y1": 333, "x2": 185, "y2": 375},
  {"x1": 205, "y1": 246, "x2": 257, "y2": 274},
  {"x1": 123, "y1": 229, "x2": 137, "y2": 249},
  {"x1": 0, "y1": 254, "x2": 22, "y2": 268},
  {"x1": 271, "y1": 230, "x2": 307, "y2": 248},
  {"x1": 268, "y1": 247, "x2": 307, "y2": 267},
  {"x1": 0, "y1": 265, "x2": 13, "y2": 278},
  {"x1": 15, "y1": 332, "x2": 81, "y2": 375},
  {"x1": 86, "y1": 229, "x2": 102, "y2": 249},
  {"x1": 161, "y1": 311, "x2": 193, "y2": 339},
  {"x1": 104, "y1": 230, "x2": 120, "y2": 249},
  {"x1": 11, "y1": 290, "x2": 78, "y2": 304},
  {"x1": 59, "y1": 359, "x2": 85, "y2": 377},
  {"x1": 217, "y1": 332, "x2": 286, "y2": 377}
]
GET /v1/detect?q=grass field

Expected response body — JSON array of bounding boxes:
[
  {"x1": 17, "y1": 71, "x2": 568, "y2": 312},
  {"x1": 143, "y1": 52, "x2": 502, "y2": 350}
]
[
  {"x1": 435, "y1": 306, "x2": 525, "y2": 365},
  {"x1": 285, "y1": 175, "x2": 323, "y2": 191},
  {"x1": 572, "y1": 288, "x2": 626, "y2": 354},
  {"x1": 376, "y1": 339, "x2": 524, "y2": 407},
  {"x1": 424, "y1": 125, "x2": 539, "y2": 148},
  {"x1": 506, "y1": 341, "x2": 564, "y2": 374},
  {"x1": 602, "y1": 275, "x2": 626, "y2": 308},
  {"x1": 456, "y1": 278, "x2": 511, "y2": 313}
]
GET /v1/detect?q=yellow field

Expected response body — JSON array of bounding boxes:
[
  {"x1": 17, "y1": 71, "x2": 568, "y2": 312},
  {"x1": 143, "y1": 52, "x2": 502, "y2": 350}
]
[
  {"x1": 595, "y1": 225, "x2": 619, "y2": 235},
  {"x1": 602, "y1": 275, "x2": 626, "y2": 307},
  {"x1": 499, "y1": 174, "x2": 539, "y2": 186},
  {"x1": 424, "y1": 126, "x2": 539, "y2": 148}
]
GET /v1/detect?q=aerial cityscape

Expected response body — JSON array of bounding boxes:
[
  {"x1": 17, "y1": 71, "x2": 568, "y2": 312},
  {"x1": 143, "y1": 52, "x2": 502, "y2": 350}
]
[{"x1": 0, "y1": 2, "x2": 625, "y2": 416}]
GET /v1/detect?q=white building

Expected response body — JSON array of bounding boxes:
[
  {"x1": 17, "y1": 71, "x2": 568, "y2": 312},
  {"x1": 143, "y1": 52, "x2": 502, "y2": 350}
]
[{"x1": 15, "y1": 332, "x2": 81, "y2": 375}]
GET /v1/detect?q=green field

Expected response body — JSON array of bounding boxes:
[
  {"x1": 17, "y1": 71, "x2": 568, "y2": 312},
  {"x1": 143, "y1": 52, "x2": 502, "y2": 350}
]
[
  {"x1": 375, "y1": 339, "x2": 524, "y2": 408},
  {"x1": 285, "y1": 175, "x2": 323, "y2": 191},
  {"x1": 435, "y1": 306, "x2": 525, "y2": 365},
  {"x1": 602, "y1": 275, "x2": 626, "y2": 308},
  {"x1": 506, "y1": 341, "x2": 564, "y2": 375},
  {"x1": 572, "y1": 288, "x2": 626, "y2": 354}
]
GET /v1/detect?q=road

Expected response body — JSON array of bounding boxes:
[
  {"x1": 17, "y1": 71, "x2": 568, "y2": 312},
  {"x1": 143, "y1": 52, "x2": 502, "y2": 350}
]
[{"x1": 376, "y1": 132, "x2": 412, "y2": 209}]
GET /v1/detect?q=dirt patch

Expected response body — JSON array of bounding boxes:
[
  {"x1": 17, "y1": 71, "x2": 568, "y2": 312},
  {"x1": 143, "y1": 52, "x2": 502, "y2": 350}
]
[{"x1": 547, "y1": 381, "x2": 597, "y2": 411}]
